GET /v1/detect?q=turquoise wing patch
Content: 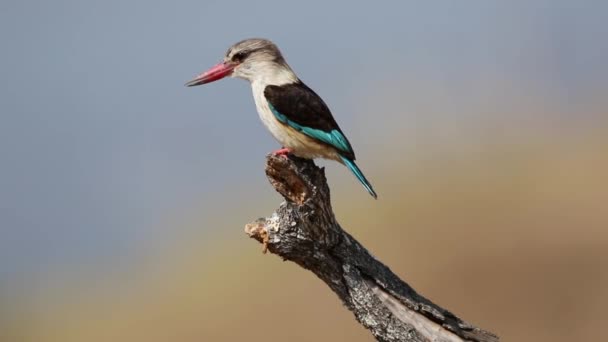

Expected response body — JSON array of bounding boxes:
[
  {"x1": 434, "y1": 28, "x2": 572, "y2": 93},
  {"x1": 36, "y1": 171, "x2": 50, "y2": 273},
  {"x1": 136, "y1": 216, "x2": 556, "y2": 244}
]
[{"x1": 269, "y1": 103, "x2": 352, "y2": 153}]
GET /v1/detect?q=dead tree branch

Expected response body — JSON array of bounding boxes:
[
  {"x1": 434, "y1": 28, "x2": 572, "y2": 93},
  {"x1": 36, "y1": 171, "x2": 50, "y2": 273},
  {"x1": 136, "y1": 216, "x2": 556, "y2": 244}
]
[{"x1": 245, "y1": 155, "x2": 498, "y2": 342}]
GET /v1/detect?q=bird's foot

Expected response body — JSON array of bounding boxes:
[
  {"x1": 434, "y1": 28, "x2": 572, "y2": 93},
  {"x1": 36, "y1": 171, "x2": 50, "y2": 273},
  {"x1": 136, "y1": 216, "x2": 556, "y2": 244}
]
[{"x1": 272, "y1": 147, "x2": 291, "y2": 158}]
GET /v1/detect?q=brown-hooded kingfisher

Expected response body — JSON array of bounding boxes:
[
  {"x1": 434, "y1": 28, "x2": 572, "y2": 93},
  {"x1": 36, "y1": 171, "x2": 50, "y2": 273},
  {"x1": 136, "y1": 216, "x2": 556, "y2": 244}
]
[{"x1": 186, "y1": 38, "x2": 377, "y2": 199}]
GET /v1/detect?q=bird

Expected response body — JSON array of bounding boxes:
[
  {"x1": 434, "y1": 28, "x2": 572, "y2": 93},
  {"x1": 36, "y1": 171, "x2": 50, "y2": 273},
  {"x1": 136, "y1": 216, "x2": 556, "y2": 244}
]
[{"x1": 186, "y1": 38, "x2": 377, "y2": 199}]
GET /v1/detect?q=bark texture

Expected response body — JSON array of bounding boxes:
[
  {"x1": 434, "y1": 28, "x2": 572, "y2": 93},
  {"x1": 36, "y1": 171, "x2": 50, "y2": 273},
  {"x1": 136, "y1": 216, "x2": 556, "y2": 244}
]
[{"x1": 245, "y1": 155, "x2": 498, "y2": 342}]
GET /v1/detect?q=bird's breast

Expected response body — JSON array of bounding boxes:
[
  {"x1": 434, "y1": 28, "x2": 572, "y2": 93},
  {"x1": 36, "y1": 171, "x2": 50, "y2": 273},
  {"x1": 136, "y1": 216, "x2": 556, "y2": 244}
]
[
  {"x1": 251, "y1": 83, "x2": 291, "y2": 142},
  {"x1": 250, "y1": 82, "x2": 339, "y2": 161}
]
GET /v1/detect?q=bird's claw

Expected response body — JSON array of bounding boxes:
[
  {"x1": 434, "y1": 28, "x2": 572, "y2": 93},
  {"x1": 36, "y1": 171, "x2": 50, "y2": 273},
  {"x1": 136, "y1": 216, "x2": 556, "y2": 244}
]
[{"x1": 272, "y1": 147, "x2": 291, "y2": 158}]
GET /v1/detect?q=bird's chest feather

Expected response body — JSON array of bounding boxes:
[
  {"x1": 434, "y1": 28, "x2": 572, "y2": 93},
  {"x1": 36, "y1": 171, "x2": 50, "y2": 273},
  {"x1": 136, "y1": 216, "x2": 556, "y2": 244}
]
[
  {"x1": 250, "y1": 82, "x2": 336, "y2": 160},
  {"x1": 251, "y1": 83, "x2": 289, "y2": 143}
]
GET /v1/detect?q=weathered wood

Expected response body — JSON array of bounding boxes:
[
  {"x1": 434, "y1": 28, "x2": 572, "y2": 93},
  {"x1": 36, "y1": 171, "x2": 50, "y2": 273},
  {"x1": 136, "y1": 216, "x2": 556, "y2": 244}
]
[{"x1": 245, "y1": 155, "x2": 498, "y2": 342}]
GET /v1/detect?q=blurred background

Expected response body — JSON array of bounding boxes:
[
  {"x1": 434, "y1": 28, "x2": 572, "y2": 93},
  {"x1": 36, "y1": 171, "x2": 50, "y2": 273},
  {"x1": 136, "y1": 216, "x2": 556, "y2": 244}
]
[{"x1": 1, "y1": 1, "x2": 607, "y2": 341}]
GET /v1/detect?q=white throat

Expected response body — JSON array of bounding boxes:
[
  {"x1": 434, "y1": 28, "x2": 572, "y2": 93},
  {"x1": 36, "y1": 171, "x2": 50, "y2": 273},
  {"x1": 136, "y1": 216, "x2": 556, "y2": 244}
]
[{"x1": 247, "y1": 64, "x2": 296, "y2": 151}]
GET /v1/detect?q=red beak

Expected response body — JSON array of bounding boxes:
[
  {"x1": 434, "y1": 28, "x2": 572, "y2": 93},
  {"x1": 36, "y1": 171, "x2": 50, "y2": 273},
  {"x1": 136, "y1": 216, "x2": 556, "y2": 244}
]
[{"x1": 185, "y1": 62, "x2": 235, "y2": 87}]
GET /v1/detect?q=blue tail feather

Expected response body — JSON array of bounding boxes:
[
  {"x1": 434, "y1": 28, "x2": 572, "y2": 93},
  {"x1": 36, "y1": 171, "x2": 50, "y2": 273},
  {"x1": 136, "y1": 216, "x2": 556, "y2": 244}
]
[{"x1": 339, "y1": 155, "x2": 378, "y2": 199}]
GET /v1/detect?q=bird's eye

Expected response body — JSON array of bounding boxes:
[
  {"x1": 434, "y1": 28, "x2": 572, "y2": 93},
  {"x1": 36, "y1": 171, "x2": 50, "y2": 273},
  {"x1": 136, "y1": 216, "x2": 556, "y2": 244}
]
[{"x1": 232, "y1": 51, "x2": 248, "y2": 62}]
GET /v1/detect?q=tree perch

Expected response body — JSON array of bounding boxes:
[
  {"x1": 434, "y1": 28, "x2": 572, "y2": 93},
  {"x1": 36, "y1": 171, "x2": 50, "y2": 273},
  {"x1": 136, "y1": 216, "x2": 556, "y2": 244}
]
[{"x1": 245, "y1": 155, "x2": 498, "y2": 342}]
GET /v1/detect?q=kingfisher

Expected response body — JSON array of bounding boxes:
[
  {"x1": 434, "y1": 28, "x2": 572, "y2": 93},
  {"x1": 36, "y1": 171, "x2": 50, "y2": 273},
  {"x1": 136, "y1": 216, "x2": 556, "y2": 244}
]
[{"x1": 186, "y1": 38, "x2": 377, "y2": 199}]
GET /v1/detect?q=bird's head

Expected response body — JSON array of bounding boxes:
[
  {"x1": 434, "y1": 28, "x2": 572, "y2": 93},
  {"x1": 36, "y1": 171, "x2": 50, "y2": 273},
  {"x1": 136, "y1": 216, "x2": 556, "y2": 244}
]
[{"x1": 186, "y1": 38, "x2": 295, "y2": 87}]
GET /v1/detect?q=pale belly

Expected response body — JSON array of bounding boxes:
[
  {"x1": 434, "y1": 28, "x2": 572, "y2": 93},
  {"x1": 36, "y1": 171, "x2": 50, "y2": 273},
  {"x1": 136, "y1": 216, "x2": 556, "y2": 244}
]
[{"x1": 251, "y1": 83, "x2": 340, "y2": 161}]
